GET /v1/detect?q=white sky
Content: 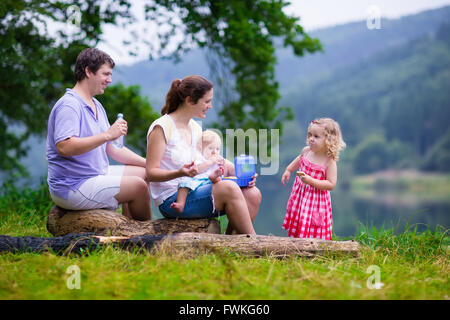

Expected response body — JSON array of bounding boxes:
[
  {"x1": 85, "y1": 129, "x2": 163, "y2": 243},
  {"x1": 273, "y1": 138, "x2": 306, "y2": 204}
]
[{"x1": 97, "y1": 0, "x2": 450, "y2": 65}]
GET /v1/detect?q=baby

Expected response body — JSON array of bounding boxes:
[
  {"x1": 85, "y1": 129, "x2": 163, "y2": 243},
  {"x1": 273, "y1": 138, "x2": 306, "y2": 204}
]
[{"x1": 170, "y1": 130, "x2": 224, "y2": 213}]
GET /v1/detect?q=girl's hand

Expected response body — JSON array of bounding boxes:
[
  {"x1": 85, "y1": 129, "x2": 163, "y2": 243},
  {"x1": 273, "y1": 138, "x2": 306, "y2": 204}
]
[
  {"x1": 179, "y1": 162, "x2": 198, "y2": 177},
  {"x1": 299, "y1": 173, "x2": 312, "y2": 184},
  {"x1": 281, "y1": 170, "x2": 291, "y2": 186},
  {"x1": 296, "y1": 171, "x2": 306, "y2": 177}
]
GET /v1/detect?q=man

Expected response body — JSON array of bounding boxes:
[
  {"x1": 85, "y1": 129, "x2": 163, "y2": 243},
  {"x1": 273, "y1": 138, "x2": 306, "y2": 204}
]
[{"x1": 46, "y1": 48, "x2": 151, "y2": 221}]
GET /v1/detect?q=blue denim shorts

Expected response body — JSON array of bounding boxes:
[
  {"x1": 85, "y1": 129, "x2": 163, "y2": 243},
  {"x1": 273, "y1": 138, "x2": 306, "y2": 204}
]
[{"x1": 159, "y1": 183, "x2": 225, "y2": 219}]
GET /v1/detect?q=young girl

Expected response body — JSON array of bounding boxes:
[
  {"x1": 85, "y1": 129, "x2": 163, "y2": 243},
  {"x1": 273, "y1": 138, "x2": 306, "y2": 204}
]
[
  {"x1": 170, "y1": 130, "x2": 224, "y2": 213},
  {"x1": 281, "y1": 118, "x2": 346, "y2": 240}
]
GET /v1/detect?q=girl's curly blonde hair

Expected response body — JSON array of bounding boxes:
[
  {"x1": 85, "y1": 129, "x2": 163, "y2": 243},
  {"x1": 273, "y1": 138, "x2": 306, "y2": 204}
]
[{"x1": 307, "y1": 118, "x2": 346, "y2": 161}]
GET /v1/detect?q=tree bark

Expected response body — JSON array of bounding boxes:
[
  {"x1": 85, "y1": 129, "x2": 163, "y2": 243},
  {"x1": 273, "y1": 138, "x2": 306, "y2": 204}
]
[
  {"x1": 0, "y1": 233, "x2": 361, "y2": 258},
  {"x1": 46, "y1": 205, "x2": 221, "y2": 237},
  {"x1": 131, "y1": 233, "x2": 361, "y2": 258}
]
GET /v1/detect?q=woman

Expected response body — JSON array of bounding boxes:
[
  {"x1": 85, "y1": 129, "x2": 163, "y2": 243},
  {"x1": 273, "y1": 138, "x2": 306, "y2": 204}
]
[{"x1": 146, "y1": 75, "x2": 260, "y2": 234}]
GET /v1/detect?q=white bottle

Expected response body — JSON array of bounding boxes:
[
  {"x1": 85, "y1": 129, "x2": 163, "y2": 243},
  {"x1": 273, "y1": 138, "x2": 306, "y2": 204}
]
[{"x1": 112, "y1": 113, "x2": 124, "y2": 149}]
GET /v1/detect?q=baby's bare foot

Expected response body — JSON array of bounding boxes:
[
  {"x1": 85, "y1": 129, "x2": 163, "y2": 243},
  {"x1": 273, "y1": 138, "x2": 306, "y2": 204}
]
[
  {"x1": 209, "y1": 167, "x2": 223, "y2": 182},
  {"x1": 170, "y1": 202, "x2": 185, "y2": 213}
]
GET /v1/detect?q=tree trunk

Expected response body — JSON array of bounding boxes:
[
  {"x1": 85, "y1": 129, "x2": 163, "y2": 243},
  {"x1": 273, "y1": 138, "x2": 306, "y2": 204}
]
[
  {"x1": 0, "y1": 233, "x2": 361, "y2": 258},
  {"x1": 128, "y1": 233, "x2": 361, "y2": 258},
  {"x1": 46, "y1": 205, "x2": 221, "y2": 237}
]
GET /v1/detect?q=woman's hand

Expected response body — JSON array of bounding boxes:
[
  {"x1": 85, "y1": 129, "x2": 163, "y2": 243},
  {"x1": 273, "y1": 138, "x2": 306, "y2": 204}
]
[
  {"x1": 281, "y1": 170, "x2": 291, "y2": 186},
  {"x1": 179, "y1": 161, "x2": 198, "y2": 177},
  {"x1": 247, "y1": 173, "x2": 258, "y2": 188}
]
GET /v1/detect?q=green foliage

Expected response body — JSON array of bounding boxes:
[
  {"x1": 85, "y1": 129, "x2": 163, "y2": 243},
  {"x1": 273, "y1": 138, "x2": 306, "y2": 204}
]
[
  {"x1": 145, "y1": 0, "x2": 321, "y2": 135},
  {"x1": 421, "y1": 130, "x2": 450, "y2": 172},
  {"x1": 355, "y1": 223, "x2": 448, "y2": 262},
  {"x1": 0, "y1": 178, "x2": 53, "y2": 236},
  {"x1": 0, "y1": 0, "x2": 133, "y2": 173},
  {"x1": 97, "y1": 84, "x2": 160, "y2": 155},
  {"x1": 351, "y1": 134, "x2": 416, "y2": 174}
]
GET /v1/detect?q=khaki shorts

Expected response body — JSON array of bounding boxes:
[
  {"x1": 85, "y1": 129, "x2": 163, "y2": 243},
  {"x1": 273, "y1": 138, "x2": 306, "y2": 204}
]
[{"x1": 51, "y1": 165, "x2": 125, "y2": 210}]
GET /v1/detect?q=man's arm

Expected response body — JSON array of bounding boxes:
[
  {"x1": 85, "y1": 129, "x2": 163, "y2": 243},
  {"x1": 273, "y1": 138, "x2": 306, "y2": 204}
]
[
  {"x1": 56, "y1": 134, "x2": 109, "y2": 157},
  {"x1": 56, "y1": 117, "x2": 125, "y2": 157},
  {"x1": 106, "y1": 143, "x2": 146, "y2": 167}
]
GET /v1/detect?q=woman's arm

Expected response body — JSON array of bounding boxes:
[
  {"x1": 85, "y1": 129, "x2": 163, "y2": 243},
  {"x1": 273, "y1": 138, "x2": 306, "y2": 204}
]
[
  {"x1": 146, "y1": 126, "x2": 197, "y2": 182},
  {"x1": 300, "y1": 160, "x2": 337, "y2": 191}
]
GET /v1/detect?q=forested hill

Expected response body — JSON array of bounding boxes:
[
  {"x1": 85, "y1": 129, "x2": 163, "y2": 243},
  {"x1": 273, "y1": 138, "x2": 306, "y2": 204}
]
[
  {"x1": 115, "y1": 5, "x2": 450, "y2": 174},
  {"x1": 276, "y1": 6, "x2": 450, "y2": 91},
  {"x1": 280, "y1": 13, "x2": 450, "y2": 173},
  {"x1": 300, "y1": 26, "x2": 450, "y2": 154}
]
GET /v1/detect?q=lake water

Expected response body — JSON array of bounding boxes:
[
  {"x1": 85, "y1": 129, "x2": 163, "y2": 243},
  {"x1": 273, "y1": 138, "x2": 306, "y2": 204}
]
[{"x1": 252, "y1": 176, "x2": 450, "y2": 238}]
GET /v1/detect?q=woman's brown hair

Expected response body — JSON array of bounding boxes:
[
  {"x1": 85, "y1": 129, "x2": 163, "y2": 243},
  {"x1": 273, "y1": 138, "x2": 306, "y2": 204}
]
[{"x1": 161, "y1": 75, "x2": 213, "y2": 115}]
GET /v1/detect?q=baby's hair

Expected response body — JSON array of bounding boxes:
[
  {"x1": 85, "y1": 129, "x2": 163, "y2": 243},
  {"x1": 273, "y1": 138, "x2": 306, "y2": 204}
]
[
  {"x1": 307, "y1": 118, "x2": 346, "y2": 161},
  {"x1": 202, "y1": 130, "x2": 222, "y2": 147}
]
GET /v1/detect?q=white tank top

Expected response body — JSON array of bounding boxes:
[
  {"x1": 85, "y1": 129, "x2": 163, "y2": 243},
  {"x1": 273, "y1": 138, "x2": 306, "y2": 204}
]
[{"x1": 147, "y1": 114, "x2": 203, "y2": 206}]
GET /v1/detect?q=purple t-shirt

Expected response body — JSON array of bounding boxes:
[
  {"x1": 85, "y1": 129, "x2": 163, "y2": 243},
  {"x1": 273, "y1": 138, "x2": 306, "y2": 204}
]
[{"x1": 46, "y1": 89, "x2": 111, "y2": 199}]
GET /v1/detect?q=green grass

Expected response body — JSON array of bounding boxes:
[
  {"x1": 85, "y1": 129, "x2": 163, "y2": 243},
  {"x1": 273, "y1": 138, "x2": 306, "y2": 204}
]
[{"x1": 0, "y1": 180, "x2": 448, "y2": 300}]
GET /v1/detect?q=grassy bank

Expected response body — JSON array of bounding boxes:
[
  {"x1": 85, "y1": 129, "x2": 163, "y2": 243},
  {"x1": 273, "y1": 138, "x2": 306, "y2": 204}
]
[
  {"x1": 351, "y1": 170, "x2": 450, "y2": 201},
  {"x1": 0, "y1": 181, "x2": 448, "y2": 300}
]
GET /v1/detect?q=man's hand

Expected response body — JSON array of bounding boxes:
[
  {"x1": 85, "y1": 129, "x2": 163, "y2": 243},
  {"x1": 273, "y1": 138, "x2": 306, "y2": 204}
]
[{"x1": 106, "y1": 118, "x2": 127, "y2": 141}]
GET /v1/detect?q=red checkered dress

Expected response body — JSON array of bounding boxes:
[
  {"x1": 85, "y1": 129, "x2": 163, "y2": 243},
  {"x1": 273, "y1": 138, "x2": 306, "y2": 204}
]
[{"x1": 282, "y1": 154, "x2": 333, "y2": 240}]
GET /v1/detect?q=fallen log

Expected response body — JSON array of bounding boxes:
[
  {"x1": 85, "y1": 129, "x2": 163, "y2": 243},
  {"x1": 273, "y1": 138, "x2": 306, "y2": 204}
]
[
  {"x1": 144, "y1": 233, "x2": 361, "y2": 258},
  {"x1": 46, "y1": 205, "x2": 221, "y2": 236},
  {"x1": 0, "y1": 233, "x2": 101, "y2": 254},
  {"x1": 0, "y1": 232, "x2": 361, "y2": 258}
]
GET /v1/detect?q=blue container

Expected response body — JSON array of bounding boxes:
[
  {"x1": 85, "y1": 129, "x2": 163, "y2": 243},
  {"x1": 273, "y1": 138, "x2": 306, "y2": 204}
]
[{"x1": 233, "y1": 154, "x2": 256, "y2": 187}]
